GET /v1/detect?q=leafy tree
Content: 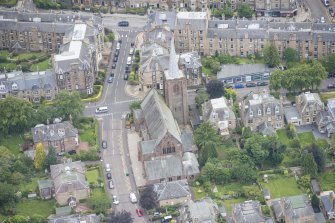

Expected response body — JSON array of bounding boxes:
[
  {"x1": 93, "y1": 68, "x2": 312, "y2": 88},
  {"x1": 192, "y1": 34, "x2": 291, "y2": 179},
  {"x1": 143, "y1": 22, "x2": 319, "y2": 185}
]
[
  {"x1": 263, "y1": 44, "x2": 280, "y2": 68},
  {"x1": 194, "y1": 122, "x2": 221, "y2": 150},
  {"x1": 0, "y1": 146, "x2": 16, "y2": 183},
  {"x1": 195, "y1": 90, "x2": 209, "y2": 108},
  {"x1": 206, "y1": 80, "x2": 224, "y2": 99},
  {"x1": 297, "y1": 175, "x2": 311, "y2": 192},
  {"x1": 224, "y1": 88, "x2": 237, "y2": 101},
  {"x1": 242, "y1": 127, "x2": 253, "y2": 139},
  {"x1": 0, "y1": 182, "x2": 16, "y2": 215},
  {"x1": 109, "y1": 211, "x2": 133, "y2": 223},
  {"x1": 129, "y1": 101, "x2": 141, "y2": 111},
  {"x1": 10, "y1": 172, "x2": 25, "y2": 185},
  {"x1": 212, "y1": 8, "x2": 224, "y2": 18},
  {"x1": 88, "y1": 190, "x2": 110, "y2": 214},
  {"x1": 238, "y1": 3, "x2": 253, "y2": 18},
  {"x1": 301, "y1": 153, "x2": 318, "y2": 177},
  {"x1": 139, "y1": 186, "x2": 157, "y2": 210},
  {"x1": 199, "y1": 141, "x2": 218, "y2": 166},
  {"x1": 0, "y1": 97, "x2": 34, "y2": 135},
  {"x1": 284, "y1": 47, "x2": 298, "y2": 62},
  {"x1": 33, "y1": 104, "x2": 56, "y2": 126},
  {"x1": 242, "y1": 186, "x2": 263, "y2": 201},
  {"x1": 231, "y1": 162, "x2": 257, "y2": 183},
  {"x1": 309, "y1": 61, "x2": 328, "y2": 90},
  {"x1": 210, "y1": 60, "x2": 221, "y2": 74},
  {"x1": 244, "y1": 134, "x2": 269, "y2": 169},
  {"x1": 202, "y1": 159, "x2": 231, "y2": 184},
  {"x1": 44, "y1": 147, "x2": 57, "y2": 169},
  {"x1": 306, "y1": 144, "x2": 326, "y2": 173},
  {"x1": 34, "y1": 143, "x2": 46, "y2": 170},
  {"x1": 223, "y1": 0, "x2": 233, "y2": 18},
  {"x1": 54, "y1": 91, "x2": 84, "y2": 125},
  {"x1": 269, "y1": 69, "x2": 283, "y2": 91},
  {"x1": 320, "y1": 53, "x2": 335, "y2": 73},
  {"x1": 265, "y1": 136, "x2": 286, "y2": 165}
]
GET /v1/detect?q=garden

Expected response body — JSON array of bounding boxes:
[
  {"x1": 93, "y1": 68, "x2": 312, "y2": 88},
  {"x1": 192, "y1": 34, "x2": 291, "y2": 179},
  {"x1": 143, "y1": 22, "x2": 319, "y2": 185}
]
[{"x1": 0, "y1": 50, "x2": 51, "y2": 72}]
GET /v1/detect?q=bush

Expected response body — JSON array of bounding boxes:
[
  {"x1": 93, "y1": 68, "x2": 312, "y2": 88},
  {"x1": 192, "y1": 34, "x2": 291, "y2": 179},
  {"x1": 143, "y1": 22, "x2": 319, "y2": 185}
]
[{"x1": 72, "y1": 150, "x2": 100, "y2": 161}]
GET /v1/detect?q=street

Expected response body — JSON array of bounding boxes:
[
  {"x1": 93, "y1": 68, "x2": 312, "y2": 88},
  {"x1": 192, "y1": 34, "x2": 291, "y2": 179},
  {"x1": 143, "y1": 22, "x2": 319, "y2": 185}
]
[
  {"x1": 303, "y1": 0, "x2": 332, "y2": 22},
  {"x1": 84, "y1": 28, "x2": 146, "y2": 222}
]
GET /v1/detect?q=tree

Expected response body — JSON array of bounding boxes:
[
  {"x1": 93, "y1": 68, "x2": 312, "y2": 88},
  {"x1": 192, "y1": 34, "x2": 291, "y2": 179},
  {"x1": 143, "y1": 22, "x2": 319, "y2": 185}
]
[
  {"x1": 129, "y1": 101, "x2": 141, "y2": 111},
  {"x1": 238, "y1": 3, "x2": 253, "y2": 18},
  {"x1": 297, "y1": 175, "x2": 311, "y2": 192},
  {"x1": 223, "y1": 0, "x2": 233, "y2": 18},
  {"x1": 194, "y1": 122, "x2": 221, "y2": 150},
  {"x1": 306, "y1": 144, "x2": 326, "y2": 173},
  {"x1": 88, "y1": 191, "x2": 110, "y2": 214},
  {"x1": 199, "y1": 141, "x2": 218, "y2": 166},
  {"x1": 224, "y1": 88, "x2": 237, "y2": 101},
  {"x1": 195, "y1": 90, "x2": 209, "y2": 108},
  {"x1": 263, "y1": 44, "x2": 280, "y2": 68},
  {"x1": 109, "y1": 211, "x2": 133, "y2": 223},
  {"x1": 202, "y1": 159, "x2": 231, "y2": 184},
  {"x1": 0, "y1": 97, "x2": 34, "y2": 135},
  {"x1": 139, "y1": 186, "x2": 157, "y2": 210},
  {"x1": 0, "y1": 182, "x2": 16, "y2": 215},
  {"x1": 231, "y1": 162, "x2": 257, "y2": 183},
  {"x1": 5, "y1": 215, "x2": 30, "y2": 223},
  {"x1": 54, "y1": 91, "x2": 84, "y2": 125},
  {"x1": 301, "y1": 153, "x2": 318, "y2": 177},
  {"x1": 320, "y1": 53, "x2": 335, "y2": 73},
  {"x1": 206, "y1": 80, "x2": 224, "y2": 99},
  {"x1": 244, "y1": 134, "x2": 269, "y2": 169},
  {"x1": 269, "y1": 69, "x2": 283, "y2": 92},
  {"x1": 309, "y1": 61, "x2": 328, "y2": 90},
  {"x1": 265, "y1": 136, "x2": 286, "y2": 166},
  {"x1": 284, "y1": 47, "x2": 298, "y2": 62},
  {"x1": 242, "y1": 186, "x2": 263, "y2": 201},
  {"x1": 34, "y1": 143, "x2": 46, "y2": 170},
  {"x1": 210, "y1": 60, "x2": 221, "y2": 74},
  {"x1": 33, "y1": 104, "x2": 56, "y2": 126},
  {"x1": 44, "y1": 147, "x2": 57, "y2": 169}
]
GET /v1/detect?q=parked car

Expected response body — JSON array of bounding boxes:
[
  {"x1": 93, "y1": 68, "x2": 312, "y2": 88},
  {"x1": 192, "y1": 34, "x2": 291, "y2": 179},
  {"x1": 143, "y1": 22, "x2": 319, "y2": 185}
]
[
  {"x1": 328, "y1": 84, "x2": 335, "y2": 89},
  {"x1": 112, "y1": 63, "x2": 116, "y2": 69},
  {"x1": 109, "y1": 180, "x2": 114, "y2": 189},
  {"x1": 225, "y1": 85, "x2": 233, "y2": 89},
  {"x1": 112, "y1": 195, "x2": 119, "y2": 205},
  {"x1": 118, "y1": 21, "x2": 129, "y2": 27},
  {"x1": 131, "y1": 42, "x2": 135, "y2": 47},
  {"x1": 257, "y1": 82, "x2": 268, "y2": 86},
  {"x1": 108, "y1": 75, "x2": 113, "y2": 83},
  {"x1": 68, "y1": 150, "x2": 77, "y2": 155},
  {"x1": 102, "y1": 140, "x2": 107, "y2": 149},
  {"x1": 105, "y1": 163, "x2": 111, "y2": 172},
  {"x1": 124, "y1": 73, "x2": 129, "y2": 80},
  {"x1": 118, "y1": 39, "x2": 122, "y2": 44},
  {"x1": 129, "y1": 48, "x2": 134, "y2": 55},
  {"x1": 129, "y1": 192, "x2": 137, "y2": 203},
  {"x1": 107, "y1": 172, "x2": 112, "y2": 179},
  {"x1": 114, "y1": 51, "x2": 119, "y2": 57},
  {"x1": 246, "y1": 82, "x2": 257, "y2": 88},
  {"x1": 234, "y1": 83, "x2": 245, "y2": 89},
  {"x1": 320, "y1": 16, "x2": 325, "y2": 23},
  {"x1": 113, "y1": 57, "x2": 118, "y2": 62},
  {"x1": 136, "y1": 208, "x2": 144, "y2": 217}
]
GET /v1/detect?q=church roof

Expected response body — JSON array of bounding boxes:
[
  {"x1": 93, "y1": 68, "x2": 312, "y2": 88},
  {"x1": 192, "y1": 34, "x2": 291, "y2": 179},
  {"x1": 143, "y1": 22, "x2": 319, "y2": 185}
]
[{"x1": 165, "y1": 37, "x2": 184, "y2": 80}]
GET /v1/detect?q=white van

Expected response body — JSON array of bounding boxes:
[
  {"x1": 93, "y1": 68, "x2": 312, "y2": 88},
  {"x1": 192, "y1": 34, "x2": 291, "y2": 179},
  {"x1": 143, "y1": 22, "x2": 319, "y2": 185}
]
[
  {"x1": 126, "y1": 56, "x2": 132, "y2": 65},
  {"x1": 129, "y1": 192, "x2": 137, "y2": 203},
  {"x1": 105, "y1": 163, "x2": 111, "y2": 172},
  {"x1": 95, "y1": 107, "x2": 108, "y2": 114}
]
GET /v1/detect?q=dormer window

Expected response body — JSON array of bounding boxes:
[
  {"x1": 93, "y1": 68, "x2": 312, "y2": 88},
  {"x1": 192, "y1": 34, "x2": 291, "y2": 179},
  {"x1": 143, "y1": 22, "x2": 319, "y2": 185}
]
[
  {"x1": 12, "y1": 83, "x2": 18, "y2": 90},
  {"x1": 275, "y1": 106, "x2": 279, "y2": 114},
  {"x1": 258, "y1": 109, "x2": 262, "y2": 116},
  {"x1": 0, "y1": 84, "x2": 5, "y2": 90},
  {"x1": 267, "y1": 107, "x2": 271, "y2": 115},
  {"x1": 250, "y1": 110, "x2": 253, "y2": 117}
]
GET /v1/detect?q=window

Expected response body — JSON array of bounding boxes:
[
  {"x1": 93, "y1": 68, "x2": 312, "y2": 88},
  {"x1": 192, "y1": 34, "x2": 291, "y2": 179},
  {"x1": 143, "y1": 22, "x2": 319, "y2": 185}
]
[
  {"x1": 168, "y1": 177, "x2": 173, "y2": 182},
  {"x1": 250, "y1": 110, "x2": 253, "y2": 117},
  {"x1": 267, "y1": 107, "x2": 271, "y2": 115},
  {"x1": 258, "y1": 109, "x2": 262, "y2": 116},
  {"x1": 306, "y1": 118, "x2": 310, "y2": 123}
]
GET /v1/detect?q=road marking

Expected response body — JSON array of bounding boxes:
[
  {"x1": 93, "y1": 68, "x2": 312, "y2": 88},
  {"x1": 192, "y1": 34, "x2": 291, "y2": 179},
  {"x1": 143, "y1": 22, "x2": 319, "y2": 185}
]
[{"x1": 114, "y1": 99, "x2": 140, "y2": 104}]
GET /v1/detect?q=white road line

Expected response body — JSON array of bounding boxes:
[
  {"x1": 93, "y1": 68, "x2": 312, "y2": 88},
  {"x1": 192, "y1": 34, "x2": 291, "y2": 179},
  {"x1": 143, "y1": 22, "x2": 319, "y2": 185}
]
[{"x1": 114, "y1": 99, "x2": 140, "y2": 104}]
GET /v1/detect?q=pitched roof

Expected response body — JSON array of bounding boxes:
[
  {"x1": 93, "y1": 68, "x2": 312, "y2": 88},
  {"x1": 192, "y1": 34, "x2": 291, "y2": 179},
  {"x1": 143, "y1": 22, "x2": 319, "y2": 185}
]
[
  {"x1": 311, "y1": 179, "x2": 321, "y2": 193},
  {"x1": 48, "y1": 214, "x2": 100, "y2": 223},
  {"x1": 258, "y1": 122, "x2": 276, "y2": 136},
  {"x1": 284, "y1": 106, "x2": 301, "y2": 121},
  {"x1": 141, "y1": 89, "x2": 181, "y2": 144},
  {"x1": 320, "y1": 195, "x2": 335, "y2": 213},
  {"x1": 185, "y1": 197, "x2": 219, "y2": 222},
  {"x1": 32, "y1": 121, "x2": 78, "y2": 143},
  {"x1": 232, "y1": 200, "x2": 266, "y2": 223},
  {"x1": 144, "y1": 156, "x2": 183, "y2": 181},
  {"x1": 165, "y1": 37, "x2": 184, "y2": 80},
  {"x1": 283, "y1": 195, "x2": 316, "y2": 222},
  {"x1": 180, "y1": 132, "x2": 194, "y2": 153},
  {"x1": 182, "y1": 152, "x2": 200, "y2": 176},
  {"x1": 153, "y1": 179, "x2": 191, "y2": 201}
]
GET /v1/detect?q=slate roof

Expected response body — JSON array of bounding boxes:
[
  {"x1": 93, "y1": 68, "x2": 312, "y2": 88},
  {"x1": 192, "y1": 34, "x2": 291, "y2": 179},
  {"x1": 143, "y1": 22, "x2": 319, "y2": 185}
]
[
  {"x1": 144, "y1": 156, "x2": 183, "y2": 181},
  {"x1": 232, "y1": 200, "x2": 266, "y2": 223},
  {"x1": 297, "y1": 92, "x2": 324, "y2": 114},
  {"x1": 0, "y1": 70, "x2": 56, "y2": 94},
  {"x1": 32, "y1": 121, "x2": 78, "y2": 143},
  {"x1": 140, "y1": 139, "x2": 157, "y2": 155},
  {"x1": 176, "y1": 11, "x2": 208, "y2": 31},
  {"x1": 327, "y1": 99, "x2": 335, "y2": 119},
  {"x1": 48, "y1": 214, "x2": 100, "y2": 223},
  {"x1": 311, "y1": 179, "x2": 321, "y2": 194},
  {"x1": 139, "y1": 42, "x2": 170, "y2": 75},
  {"x1": 283, "y1": 195, "x2": 316, "y2": 222},
  {"x1": 320, "y1": 195, "x2": 335, "y2": 213},
  {"x1": 178, "y1": 51, "x2": 202, "y2": 70},
  {"x1": 284, "y1": 106, "x2": 301, "y2": 122},
  {"x1": 50, "y1": 161, "x2": 89, "y2": 195},
  {"x1": 180, "y1": 132, "x2": 194, "y2": 153},
  {"x1": 272, "y1": 200, "x2": 284, "y2": 219},
  {"x1": 0, "y1": 19, "x2": 73, "y2": 33},
  {"x1": 184, "y1": 197, "x2": 219, "y2": 222},
  {"x1": 258, "y1": 122, "x2": 276, "y2": 136},
  {"x1": 153, "y1": 179, "x2": 191, "y2": 201},
  {"x1": 182, "y1": 152, "x2": 200, "y2": 176},
  {"x1": 141, "y1": 89, "x2": 182, "y2": 144},
  {"x1": 147, "y1": 10, "x2": 177, "y2": 29},
  {"x1": 217, "y1": 64, "x2": 271, "y2": 80}
]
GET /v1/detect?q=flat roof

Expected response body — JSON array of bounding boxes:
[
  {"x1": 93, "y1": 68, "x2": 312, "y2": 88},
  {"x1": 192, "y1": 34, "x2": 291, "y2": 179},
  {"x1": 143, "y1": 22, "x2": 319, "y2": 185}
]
[
  {"x1": 72, "y1": 23, "x2": 86, "y2": 41},
  {"x1": 54, "y1": 41, "x2": 82, "y2": 61}
]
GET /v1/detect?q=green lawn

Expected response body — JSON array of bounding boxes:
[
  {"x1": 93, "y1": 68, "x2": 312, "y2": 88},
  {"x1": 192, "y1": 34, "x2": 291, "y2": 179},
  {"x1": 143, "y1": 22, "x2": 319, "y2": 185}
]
[
  {"x1": 261, "y1": 175, "x2": 301, "y2": 199},
  {"x1": 14, "y1": 52, "x2": 46, "y2": 61},
  {"x1": 0, "y1": 134, "x2": 24, "y2": 155},
  {"x1": 319, "y1": 171, "x2": 335, "y2": 191},
  {"x1": 0, "y1": 0, "x2": 17, "y2": 6},
  {"x1": 202, "y1": 66, "x2": 213, "y2": 77},
  {"x1": 316, "y1": 139, "x2": 329, "y2": 149},
  {"x1": 16, "y1": 199, "x2": 55, "y2": 218},
  {"x1": 0, "y1": 62, "x2": 17, "y2": 71},
  {"x1": 79, "y1": 120, "x2": 97, "y2": 147},
  {"x1": 86, "y1": 168, "x2": 100, "y2": 184},
  {"x1": 320, "y1": 92, "x2": 335, "y2": 102},
  {"x1": 298, "y1": 132, "x2": 315, "y2": 147},
  {"x1": 30, "y1": 58, "x2": 51, "y2": 71},
  {"x1": 276, "y1": 129, "x2": 292, "y2": 147}
]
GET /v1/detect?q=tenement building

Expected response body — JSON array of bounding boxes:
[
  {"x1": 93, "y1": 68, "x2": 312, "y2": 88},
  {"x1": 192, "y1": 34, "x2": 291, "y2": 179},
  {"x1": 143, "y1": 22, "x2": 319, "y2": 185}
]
[{"x1": 171, "y1": 11, "x2": 335, "y2": 60}]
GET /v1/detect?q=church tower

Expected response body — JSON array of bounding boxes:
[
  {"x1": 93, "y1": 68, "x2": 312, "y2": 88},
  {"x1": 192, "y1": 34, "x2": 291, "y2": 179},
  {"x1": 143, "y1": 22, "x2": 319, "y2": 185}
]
[{"x1": 164, "y1": 37, "x2": 189, "y2": 125}]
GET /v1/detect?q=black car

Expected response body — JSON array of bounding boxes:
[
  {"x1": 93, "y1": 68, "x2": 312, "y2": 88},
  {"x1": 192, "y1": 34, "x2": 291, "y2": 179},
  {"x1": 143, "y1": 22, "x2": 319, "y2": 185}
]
[
  {"x1": 118, "y1": 21, "x2": 129, "y2": 27},
  {"x1": 257, "y1": 82, "x2": 268, "y2": 86},
  {"x1": 131, "y1": 42, "x2": 135, "y2": 47},
  {"x1": 107, "y1": 172, "x2": 112, "y2": 179},
  {"x1": 246, "y1": 82, "x2": 257, "y2": 88},
  {"x1": 102, "y1": 140, "x2": 107, "y2": 149},
  {"x1": 328, "y1": 84, "x2": 335, "y2": 89},
  {"x1": 118, "y1": 39, "x2": 122, "y2": 44},
  {"x1": 114, "y1": 51, "x2": 119, "y2": 57},
  {"x1": 112, "y1": 63, "x2": 116, "y2": 69},
  {"x1": 113, "y1": 57, "x2": 118, "y2": 62},
  {"x1": 68, "y1": 150, "x2": 77, "y2": 155},
  {"x1": 124, "y1": 73, "x2": 129, "y2": 80}
]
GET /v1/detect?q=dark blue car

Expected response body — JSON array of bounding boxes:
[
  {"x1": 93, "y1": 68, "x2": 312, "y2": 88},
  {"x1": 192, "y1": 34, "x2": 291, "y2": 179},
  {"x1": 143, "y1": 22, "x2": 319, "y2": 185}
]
[{"x1": 234, "y1": 83, "x2": 245, "y2": 89}]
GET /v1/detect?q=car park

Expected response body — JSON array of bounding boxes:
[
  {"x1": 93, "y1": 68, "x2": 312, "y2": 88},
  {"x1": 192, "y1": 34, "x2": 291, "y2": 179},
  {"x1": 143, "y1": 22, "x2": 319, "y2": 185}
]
[
  {"x1": 257, "y1": 82, "x2": 268, "y2": 86},
  {"x1": 107, "y1": 172, "x2": 112, "y2": 179},
  {"x1": 109, "y1": 180, "x2": 114, "y2": 189},
  {"x1": 124, "y1": 73, "x2": 129, "y2": 80},
  {"x1": 234, "y1": 83, "x2": 245, "y2": 89},
  {"x1": 136, "y1": 208, "x2": 144, "y2": 217},
  {"x1": 112, "y1": 63, "x2": 116, "y2": 69},
  {"x1": 246, "y1": 82, "x2": 257, "y2": 88},
  {"x1": 102, "y1": 140, "x2": 107, "y2": 149},
  {"x1": 118, "y1": 21, "x2": 129, "y2": 27},
  {"x1": 112, "y1": 195, "x2": 119, "y2": 205}
]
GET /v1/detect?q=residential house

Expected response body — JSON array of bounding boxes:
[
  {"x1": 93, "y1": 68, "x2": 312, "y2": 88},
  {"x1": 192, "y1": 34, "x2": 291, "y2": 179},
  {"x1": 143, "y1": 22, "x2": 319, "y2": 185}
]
[
  {"x1": 38, "y1": 179, "x2": 53, "y2": 199},
  {"x1": 48, "y1": 214, "x2": 100, "y2": 223},
  {"x1": 153, "y1": 179, "x2": 192, "y2": 207},
  {"x1": 241, "y1": 92, "x2": 284, "y2": 131},
  {"x1": 135, "y1": 89, "x2": 199, "y2": 185},
  {"x1": 316, "y1": 111, "x2": 335, "y2": 137},
  {"x1": 320, "y1": 191, "x2": 335, "y2": 220},
  {"x1": 32, "y1": 120, "x2": 79, "y2": 153},
  {"x1": 0, "y1": 70, "x2": 57, "y2": 102},
  {"x1": 284, "y1": 106, "x2": 302, "y2": 126},
  {"x1": 296, "y1": 92, "x2": 324, "y2": 125},
  {"x1": 231, "y1": 200, "x2": 268, "y2": 223},
  {"x1": 50, "y1": 161, "x2": 90, "y2": 206},
  {"x1": 202, "y1": 97, "x2": 236, "y2": 135},
  {"x1": 272, "y1": 195, "x2": 316, "y2": 223},
  {"x1": 180, "y1": 197, "x2": 219, "y2": 223}
]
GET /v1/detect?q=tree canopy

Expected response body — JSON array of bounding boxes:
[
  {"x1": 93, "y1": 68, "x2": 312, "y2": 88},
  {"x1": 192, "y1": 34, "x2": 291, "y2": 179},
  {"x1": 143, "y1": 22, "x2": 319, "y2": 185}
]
[
  {"x1": 34, "y1": 143, "x2": 46, "y2": 170},
  {"x1": 54, "y1": 91, "x2": 84, "y2": 125},
  {"x1": 109, "y1": 211, "x2": 133, "y2": 223},
  {"x1": 206, "y1": 80, "x2": 224, "y2": 99},
  {"x1": 320, "y1": 53, "x2": 335, "y2": 73},
  {"x1": 238, "y1": 3, "x2": 253, "y2": 18},
  {"x1": 301, "y1": 152, "x2": 318, "y2": 177},
  {"x1": 263, "y1": 44, "x2": 280, "y2": 68},
  {"x1": 284, "y1": 47, "x2": 299, "y2": 62},
  {"x1": 139, "y1": 186, "x2": 157, "y2": 210},
  {"x1": 306, "y1": 144, "x2": 326, "y2": 173}
]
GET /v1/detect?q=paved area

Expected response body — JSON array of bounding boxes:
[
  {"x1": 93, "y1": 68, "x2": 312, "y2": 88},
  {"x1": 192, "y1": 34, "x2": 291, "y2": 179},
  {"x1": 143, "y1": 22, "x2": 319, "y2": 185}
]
[
  {"x1": 127, "y1": 130, "x2": 146, "y2": 187},
  {"x1": 296, "y1": 124, "x2": 329, "y2": 140},
  {"x1": 125, "y1": 84, "x2": 146, "y2": 99}
]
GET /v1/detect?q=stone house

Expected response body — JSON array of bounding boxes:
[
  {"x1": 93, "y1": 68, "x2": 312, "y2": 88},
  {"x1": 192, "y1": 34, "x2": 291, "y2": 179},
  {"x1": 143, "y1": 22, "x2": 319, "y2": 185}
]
[
  {"x1": 241, "y1": 92, "x2": 284, "y2": 131},
  {"x1": 32, "y1": 120, "x2": 79, "y2": 153},
  {"x1": 296, "y1": 92, "x2": 324, "y2": 125},
  {"x1": 135, "y1": 89, "x2": 199, "y2": 185},
  {"x1": 203, "y1": 97, "x2": 236, "y2": 135},
  {"x1": 231, "y1": 200, "x2": 268, "y2": 223},
  {"x1": 0, "y1": 70, "x2": 57, "y2": 102},
  {"x1": 50, "y1": 161, "x2": 90, "y2": 206}
]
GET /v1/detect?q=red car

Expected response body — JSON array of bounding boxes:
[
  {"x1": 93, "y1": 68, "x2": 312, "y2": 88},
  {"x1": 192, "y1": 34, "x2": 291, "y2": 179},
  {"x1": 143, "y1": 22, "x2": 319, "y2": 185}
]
[{"x1": 136, "y1": 208, "x2": 144, "y2": 217}]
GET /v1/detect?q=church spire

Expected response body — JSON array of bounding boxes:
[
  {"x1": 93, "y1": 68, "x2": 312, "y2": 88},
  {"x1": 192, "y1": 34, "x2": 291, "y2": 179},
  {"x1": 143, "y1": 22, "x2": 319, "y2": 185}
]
[{"x1": 167, "y1": 37, "x2": 183, "y2": 79}]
